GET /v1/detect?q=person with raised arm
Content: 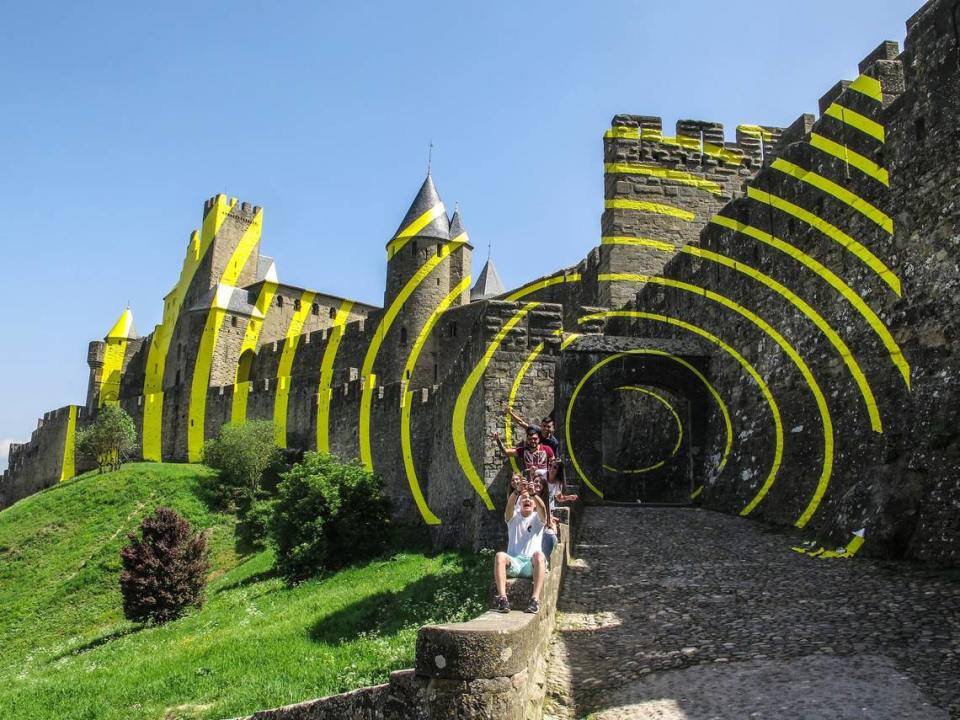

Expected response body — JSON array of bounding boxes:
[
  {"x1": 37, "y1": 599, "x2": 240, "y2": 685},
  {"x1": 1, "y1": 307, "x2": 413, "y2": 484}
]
[{"x1": 492, "y1": 484, "x2": 548, "y2": 614}]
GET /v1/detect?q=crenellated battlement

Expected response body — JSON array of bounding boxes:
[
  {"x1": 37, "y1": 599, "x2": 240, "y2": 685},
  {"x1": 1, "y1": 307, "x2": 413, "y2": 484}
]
[{"x1": 606, "y1": 114, "x2": 784, "y2": 167}]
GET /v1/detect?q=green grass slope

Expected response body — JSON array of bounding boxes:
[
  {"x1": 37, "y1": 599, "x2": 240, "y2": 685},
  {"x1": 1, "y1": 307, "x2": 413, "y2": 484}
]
[{"x1": 0, "y1": 463, "x2": 487, "y2": 720}]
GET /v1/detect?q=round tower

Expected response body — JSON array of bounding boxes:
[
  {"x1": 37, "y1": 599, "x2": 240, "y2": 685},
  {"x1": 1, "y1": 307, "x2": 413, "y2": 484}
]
[{"x1": 380, "y1": 173, "x2": 472, "y2": 384}]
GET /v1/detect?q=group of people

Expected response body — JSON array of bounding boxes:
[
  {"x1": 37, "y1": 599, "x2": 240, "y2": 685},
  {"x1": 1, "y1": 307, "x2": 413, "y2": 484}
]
[{"x1": 490, "y1": 409, "x2": 578, "y2": 614}]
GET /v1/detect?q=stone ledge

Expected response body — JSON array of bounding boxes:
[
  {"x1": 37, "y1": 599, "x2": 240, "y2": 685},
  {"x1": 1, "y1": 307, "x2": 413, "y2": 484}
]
[{"x1": 417, "y1": 536, "x2": 565, "y2": 681}]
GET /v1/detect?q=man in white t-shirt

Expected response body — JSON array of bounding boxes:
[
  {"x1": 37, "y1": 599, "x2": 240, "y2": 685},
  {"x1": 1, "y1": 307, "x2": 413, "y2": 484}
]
[{"x1": 492, "y1": 488, "x2": 548, "y2": 614}]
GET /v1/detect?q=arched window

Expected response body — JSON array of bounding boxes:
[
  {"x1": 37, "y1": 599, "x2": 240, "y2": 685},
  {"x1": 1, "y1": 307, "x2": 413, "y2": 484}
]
[
  {"x1": 400, "y1": 327, "x2": 408, "y2": 346},
  {"x1": 237, "y1": 349, "x2": 256, "y2": 384},
  {"x1": 276, "y1": 295, "x2": 284, "y2": 308},
  {"x1": 329, "y1": 306, "x2": 338, "y2": 319},
  {"x1": 312, "y1": 303, "x2": 319, "y2": 315}
]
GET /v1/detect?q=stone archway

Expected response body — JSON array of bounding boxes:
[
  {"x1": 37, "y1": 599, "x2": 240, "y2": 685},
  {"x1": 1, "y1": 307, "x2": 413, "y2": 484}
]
[{"x1": 556, "y1": 336, "x2": 714, "y2": 504}]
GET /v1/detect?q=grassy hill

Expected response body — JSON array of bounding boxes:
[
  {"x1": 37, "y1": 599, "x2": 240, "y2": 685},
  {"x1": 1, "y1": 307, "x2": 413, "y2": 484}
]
[{"x1": 0, "y1": 463, "x2": 487, "y2": 720}]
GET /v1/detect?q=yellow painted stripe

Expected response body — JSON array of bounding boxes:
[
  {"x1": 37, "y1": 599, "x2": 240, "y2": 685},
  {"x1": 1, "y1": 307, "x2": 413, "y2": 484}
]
[
  {"x1": 689, "y1": 244, "x2": 880, "y2": 432},
  {"x1": 101, "y1": 307, "x2": 136, "y2": 404},
  {"x1": 738, "y1": 124, "x2": 775, "y2": 141},
  {"x1": 849, "y1": 74, "x2": 883, "y2": 102},
  {"x1": 603, "y1": 235, "x2": 882, "y2": 431},
  {"x1": 273, "y1": 290, "x2": 317, "y2": 448},
  {"x1": 823, "y1": 102, "x2": 885, "y2": 142},
  {"x1": 187, "y1": 212, "x2": 264, "y2": 461},
  {"x1": 453, "y1": 302, "x2": 539, "y2": 509},
  {"x1": 603, "y1": 126, "x2": 745, "y2": 164},
  {"x1": 504, "y1": 273, "x2": 581, "y2": 302},
  {"x1": 799, "y1": 529, "x2": 866, "y2": 559},
  {"x1": 230, "y1": 280, "x2": 279, "y2": 424},
  {"x1": 504, "y1": 328, "x2": 580, "y2": 474},
  {"x1": 576, "y1": 315, "x2": 784, "y2": 516},
  {"x1": 712, "y1": 213, "x2": 909, "y2": 387},
  {"x1": 617, "y1": 385, "x2": 683, "y2": 456},
  {"x1": 60, "y1": 406, "x2": 77, "y2": 482},
  {"x1": 386, "y1": 203, "x2": 447, "y2": 259},
  {"x1": 603, "y1": 386, "x2": 682, "y2": 474},
  {"x1": 400, "y1": 278, "x2": 471, "y2": 525},
  {"x1": 315, "y1": 300, "x2": 354, "y2": 454},
  {"x1": 617, "y1": 350, "x2": 733, "y2": 474},
  {"x1": 746, "y1": 187, "x2": 900, "y2": 296},
  {"x1": 809, "y1": 133, "x2": 889, "y2": 186},
  {"x1": 142, "y1": 195, "x2": 237, "y2": 461},
  {"x1": 690, "y1": 485, "x2": 704, "y2": 500},
  {"x1": 602, "y1": 236, "x2": 677, "y2": 253},
  {"x1": 772, "y1": 159, "x2": 893, "y2": 233},
  {"x1": 604, "y1": 163, "x2": 722, "y2": 194},
  {"x1": 605, "y1": 199, "x2": 695, "y2": 221},
  {"x1": 99, "y1": 337, "x2": 129, "y2": 407},
  {"x1": 359, "y1": 234, "x2": 469, "y2": 469},
  {"x1": 506, "y1": 339, "x2": 546, "y2": 475},
  {"x1": 702, "y1": 142, "x2": 745, "y2": 164},
  {"x1": 596, "y1": 276, "x2": 832, "y2": 526},
  {"x1": 603, "y1": 460, "x2": 664, "y2": 474}
]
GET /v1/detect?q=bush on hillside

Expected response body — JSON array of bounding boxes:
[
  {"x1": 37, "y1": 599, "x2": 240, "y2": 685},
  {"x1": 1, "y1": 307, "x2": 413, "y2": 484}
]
[
  {"x1": 235, "y1": 498, "x2": 276, "y2": 551},
  {"x1": 201, "y1": 421, "x2": 280, "y2": 510},
  {"x1": 76, "y1": 404, "x2": 137, "y2": 473},
  {"x1": 270, "y1": 452, "x2": 392, "y2": 582},
  {"x1": 119, "y1": 507, "x2": 210, "y2": 624}
]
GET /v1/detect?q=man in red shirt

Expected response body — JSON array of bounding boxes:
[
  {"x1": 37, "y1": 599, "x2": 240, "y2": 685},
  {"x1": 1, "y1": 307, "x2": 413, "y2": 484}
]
[{"x1": 492, "y1": 425, "x2": 555, "y2": 480}]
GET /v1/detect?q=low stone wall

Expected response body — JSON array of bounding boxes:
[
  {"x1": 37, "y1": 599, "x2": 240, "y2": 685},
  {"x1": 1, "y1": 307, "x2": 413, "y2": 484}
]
[{"x1": 237, "y1": 520, "x2": 573, "y2": 720}]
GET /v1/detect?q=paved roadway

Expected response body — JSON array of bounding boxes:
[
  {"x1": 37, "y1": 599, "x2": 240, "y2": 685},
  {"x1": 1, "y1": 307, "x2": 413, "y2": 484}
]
[{"x1": 544, "y1": 506, "x2": 959, "y2": 719}]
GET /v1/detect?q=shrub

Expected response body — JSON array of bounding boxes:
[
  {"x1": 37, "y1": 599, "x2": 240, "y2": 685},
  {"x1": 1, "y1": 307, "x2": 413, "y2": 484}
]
[
  {"x1": 76, "y1": 404, "x2": 137, "y2": 473},
  {"x1": 236, "y1": 498, "x2": 276, "y2": 551},
  {"x1": 201, "y1": 421, "x2": 280, "y2": 510},
  {"x1": 119, "y1": 507, "x2": 210, "y2": 624},
  {"x1": 270, "y1": 452, "x2": 392, "y2": 582}
]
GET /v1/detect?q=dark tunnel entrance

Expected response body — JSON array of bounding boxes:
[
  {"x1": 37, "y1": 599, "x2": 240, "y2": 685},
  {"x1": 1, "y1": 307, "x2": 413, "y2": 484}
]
[{"x1": 556, "y1": 337, "x2": 714, "y2": 504}]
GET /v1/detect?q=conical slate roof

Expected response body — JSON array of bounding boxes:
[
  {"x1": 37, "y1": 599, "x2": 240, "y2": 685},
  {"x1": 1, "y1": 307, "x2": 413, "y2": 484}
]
[
  {"x1": 448, "y1": 206, "x2": 468, "y2": 242},
  {"x1": 471, "y1": 257, "x2": 506, "y2": 301},
  {"x1": 388, "y1": 174, "x2": 449, "y2": 255},
  {"x1": 106, "y1": 308, "x2": 137, "y2": 340}
]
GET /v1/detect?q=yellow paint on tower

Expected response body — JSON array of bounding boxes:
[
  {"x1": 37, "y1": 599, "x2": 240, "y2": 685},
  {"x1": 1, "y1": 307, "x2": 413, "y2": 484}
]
[
  {"x1": 186, "y1": 208, "x2": 263, "y2": 462},
  {"x1": 231, "y1": 280, "x2": 278, "y2": 424},
  {"x1": 60, "y1": 406, "x2": 78, "y2": 482},
  {"x1": 142, "y1": 195, "x2": 237, "y2": 461},
  {"x1": 316, "y1": 300, "x2": 354, "y2": 454},
  {"x1": 274, "y1": 290, "x2": 316, "y2": 448}
]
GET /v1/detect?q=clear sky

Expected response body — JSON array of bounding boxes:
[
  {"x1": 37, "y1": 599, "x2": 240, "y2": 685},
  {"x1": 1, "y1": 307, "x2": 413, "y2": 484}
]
[{"x1": 0, "y1": 0, "x2": 922, "y2": 469}]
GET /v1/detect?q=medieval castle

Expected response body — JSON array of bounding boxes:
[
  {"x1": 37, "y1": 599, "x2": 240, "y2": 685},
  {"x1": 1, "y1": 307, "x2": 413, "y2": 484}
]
[{"x1": 3, "y1": 0, "x2": 959, "y2": 564}]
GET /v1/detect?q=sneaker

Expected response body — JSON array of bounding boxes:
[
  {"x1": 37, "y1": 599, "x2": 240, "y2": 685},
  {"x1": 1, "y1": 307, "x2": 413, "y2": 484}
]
[
  {"x1": 525, "y1": 598, "x2": 540, "y2": 614},
  {"x1": 494, "y1": 595, "x2": 511, "y2": 613}
]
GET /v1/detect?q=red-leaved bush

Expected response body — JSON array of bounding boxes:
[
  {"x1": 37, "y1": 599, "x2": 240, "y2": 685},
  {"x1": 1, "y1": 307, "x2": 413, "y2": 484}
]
[{"x1": 119, "y1": 507, "x2": 210, "y2": 624}]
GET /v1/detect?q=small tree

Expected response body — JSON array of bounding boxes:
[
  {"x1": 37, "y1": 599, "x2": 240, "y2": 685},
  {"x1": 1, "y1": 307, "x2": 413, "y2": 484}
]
[
  {"x1": 201, "y1": 421, "x2": 280, "y2": 510},
  {"x1": 120, "y1": 507, "x2": 210, "y2": 624},
  {"x1": 271, "y1": 452, "x2": 392, "y2": 582},
  {"x1": 76, "y1": 404, "x2": 137, "y2": 473}
]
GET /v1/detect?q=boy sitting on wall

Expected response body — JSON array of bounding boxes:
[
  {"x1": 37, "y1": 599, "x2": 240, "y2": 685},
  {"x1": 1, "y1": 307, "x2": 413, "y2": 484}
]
[{"x1": 492, "y1": 482, "x2": 548, "y2": 615}]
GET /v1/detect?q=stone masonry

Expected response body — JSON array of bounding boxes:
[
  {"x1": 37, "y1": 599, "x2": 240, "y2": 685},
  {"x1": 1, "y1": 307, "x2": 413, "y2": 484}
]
[{"x1": 2, "y1": 0, "x2": 959, "y2": 567}]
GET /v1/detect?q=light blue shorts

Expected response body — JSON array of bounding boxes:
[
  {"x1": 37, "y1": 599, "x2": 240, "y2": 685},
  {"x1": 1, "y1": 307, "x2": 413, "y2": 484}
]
[{"x1": 506, "y1": 553, "x2": 546, "y2": 578}]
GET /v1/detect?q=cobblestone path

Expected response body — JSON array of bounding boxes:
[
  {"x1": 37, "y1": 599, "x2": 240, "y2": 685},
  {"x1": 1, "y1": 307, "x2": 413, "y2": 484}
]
[{"x1": 544, "y1": 506, "x2": 960, "y2": 719}]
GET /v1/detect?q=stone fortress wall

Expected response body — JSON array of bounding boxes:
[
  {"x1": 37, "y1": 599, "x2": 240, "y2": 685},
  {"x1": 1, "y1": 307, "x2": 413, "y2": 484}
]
[{"x1": 2, "y1": 0, "x2": 958, "y2": 565}]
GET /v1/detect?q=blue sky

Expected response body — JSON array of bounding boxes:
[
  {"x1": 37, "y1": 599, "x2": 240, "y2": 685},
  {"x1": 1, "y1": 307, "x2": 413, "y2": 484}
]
[{"x1": 0, "y1": 0, "x2": 921, "y2": 468}]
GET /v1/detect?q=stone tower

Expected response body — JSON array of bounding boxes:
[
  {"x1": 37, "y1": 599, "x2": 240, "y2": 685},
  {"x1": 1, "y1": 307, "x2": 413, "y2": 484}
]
[
  {"x1": 85, "y1": 307, "x2": 138, "y2": 411},
  {"x1": 380, "y1": 174, "x2": 473, "y2": 384}
]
